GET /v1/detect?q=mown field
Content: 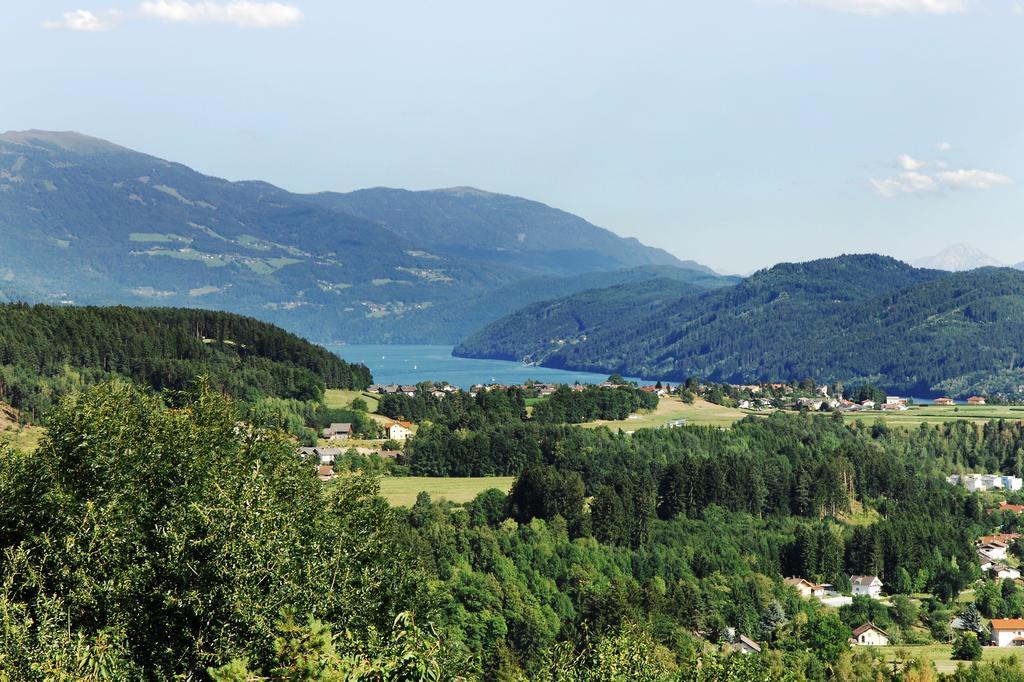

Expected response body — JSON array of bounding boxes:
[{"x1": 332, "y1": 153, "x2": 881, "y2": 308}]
[
  {"x1": 325, "y1": 388, "x2": 380, "y2": 412},
  {"x1": 580, "y1": 397, "x2": 756, "y2": 430},
  {"x1": 378, "y1": 476, "x2": 515, "y2": 507},
  {"x1": 843, "y1": 404, "x2": 1024, "y2": 428},
  {"x1": 877, "y1": 644, "x2": 1024, "y2": 674}
]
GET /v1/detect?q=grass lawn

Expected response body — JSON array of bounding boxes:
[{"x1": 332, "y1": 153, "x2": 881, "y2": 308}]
[
  {"x1": 581, "y1": 397, "x2": 757, "y2": 431},
  {"x1": 324, "y1": 389, "x2": 380, "y2": 412},
  {"x1": 877, "y1": 643, "x2": 1024, "y2": 674},
  {"x1": 378, "y1": 476, "x2": 515, "y2": 507},
  {"x1": 843, "y1": 404, "x2": 1024, "y2": 428},
  {"x1": 0, "y1": 425, "x2": 45, "y2": 451}
]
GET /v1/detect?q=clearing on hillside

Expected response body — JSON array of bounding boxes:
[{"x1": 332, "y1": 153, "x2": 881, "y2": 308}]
[{"x1": 378, "y1": 476, "x2": 515, "y2": 507}]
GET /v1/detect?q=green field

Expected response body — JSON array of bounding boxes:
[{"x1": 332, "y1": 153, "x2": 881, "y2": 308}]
[
  {"x1": 844, "y1": 404, "x2": 1024, "y2": 428},
  {"x1": 581, "y1": 397, "x2": 756, "y2": 431},
  {"x1": 378, "y1": 476, "x2": 515, "y2": 507},
  {"x1": 0, "y1": 424, "x2": 45, "y2": 452},
  {"x1": 325, "y1": 388, "x2": 380, "y2": 412},
  {"x1": 877, "y1": 644, "x2": 1024, "y2": 674}
]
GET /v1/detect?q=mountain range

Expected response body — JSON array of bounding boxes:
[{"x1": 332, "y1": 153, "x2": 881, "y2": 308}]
[
  {"x1": 0, "y1": 130, "x2": 718, "y2": 343},
  {"x1": 455, "y1": 254, "x2": 1024, "y2": 397}
]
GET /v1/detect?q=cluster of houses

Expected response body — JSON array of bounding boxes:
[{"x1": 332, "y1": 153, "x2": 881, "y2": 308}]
[
  {"x1": 365, "y1": 380, "x2": 674, "y2": 400},
  {"x1": 367, "y1": 384, "x2": 421, "y2": 397},
  {"x1": 298, "y1": 445, "x2": 403, "y2": 481},
  {"x1": 947, "y1": 473, "x2": 1024, "y2": 493},
  {"x1": 977, "y1": 534, "x2": 1022, "y2": 581},
  {"x1": 784, "y1": 575, "x2": 890, "y2": 646},
  {"x1": 321, "y1": 419, "x2": 413, "y2": 443}
]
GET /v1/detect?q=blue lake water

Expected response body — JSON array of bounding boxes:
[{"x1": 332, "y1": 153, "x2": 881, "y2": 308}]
[{"x1": 326, "y1": 344, "x2": 653, "y2": 389}]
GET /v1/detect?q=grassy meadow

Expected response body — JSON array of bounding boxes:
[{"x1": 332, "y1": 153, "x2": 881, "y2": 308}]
[
  {"x1": 580, "y1": 396, "x2": 756, "y2": 431},
  {"x1": 378, "y1": 476, "x2": 515, "y2": 507},
  {"x1": 843, "y1": 404, "x2": 1024, "y2": 428},
  {"x1": 876, "y1": 644, "x2": 1024, "y2": 675}
]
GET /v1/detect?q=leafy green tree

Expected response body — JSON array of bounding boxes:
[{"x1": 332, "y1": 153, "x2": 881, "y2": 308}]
[
  {"x1": 892, "y1": 595, "x2": 920, "y2": 629},
  {"x1": 952, "y1": 631, "x2": 983, "y2": 661},
  {"x1": 0, "y1": 380, "x2": 426, "y2": 678}
]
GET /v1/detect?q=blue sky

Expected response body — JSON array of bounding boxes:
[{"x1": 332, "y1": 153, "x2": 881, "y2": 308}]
[{"x1": 2, "y1": 0, "x2": 1022, "y2": 273}]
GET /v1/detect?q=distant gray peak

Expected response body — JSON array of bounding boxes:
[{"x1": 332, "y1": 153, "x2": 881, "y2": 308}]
[
  {"x1": 912, "y1": 243, "x2": 1004, "y2": 272},
  {"x1": 0, "y1": 129, "x2": 128, "y2": 155},
  {"x1": 429, "y1": 186, "x2": 495, "y2": 197}
]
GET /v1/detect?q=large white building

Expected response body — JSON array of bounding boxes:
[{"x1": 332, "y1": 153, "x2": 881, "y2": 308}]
[
  {"x1": 850, "y1": 575, "x2": 884, "y2": 599},
  {"x1": 991, "y1": 619, "x2": 1024, "y2": 647},
  {"x1": 947, "y1": 473, "x2": 1024, "y2": 493}
]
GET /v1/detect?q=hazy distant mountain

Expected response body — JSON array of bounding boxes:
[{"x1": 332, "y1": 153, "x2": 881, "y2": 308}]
[
  {"x1": 457, "y1": 254, "x2": 1024, "y2": 397},
  {"x1": 0, "y1": 129, "x2": 720, "y2": 343},
  {"x1": 309, "y1": 187, "x2": 699, "y2": 275},
  {"x1": 913, "y1": 243, "x2": 1003, "y2": 271}
]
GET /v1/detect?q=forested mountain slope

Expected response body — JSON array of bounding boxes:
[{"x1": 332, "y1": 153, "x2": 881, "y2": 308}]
[
  {"x1": 0, "y1": 304, "x2": 370, "y2": 417},
  {"x1": 310, "y1": 186, "x2": 697, "y2": 274},
  {"x1": 457, "y1": 255, "x2": 1024, "y2": 397},
  {"x1": 0, "y1": 130, "x2": 716, "y2": 342}
]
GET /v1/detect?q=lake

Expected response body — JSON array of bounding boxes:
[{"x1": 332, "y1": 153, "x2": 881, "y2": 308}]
[{"x1": 326, "y1": 344, "x2": 653, "y2": 388}]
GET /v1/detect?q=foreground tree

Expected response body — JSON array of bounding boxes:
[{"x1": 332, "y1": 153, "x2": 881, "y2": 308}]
[{"x1": 0, "y1": 380, "x2": 433, "y2": 678}]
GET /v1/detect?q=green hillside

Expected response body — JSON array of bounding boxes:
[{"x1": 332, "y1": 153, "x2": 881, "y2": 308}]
[
  {"x1": 456, "y1": 255, "x2": 1024, "y2": 397},
  {"x1": 0, "y1": 304, "x2": 370, "y2": 418}
]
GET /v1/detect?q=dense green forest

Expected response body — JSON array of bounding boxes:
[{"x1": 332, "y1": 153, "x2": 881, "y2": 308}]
[
  {"x1": 9, "y1": 376, "x2": 1024, "y2": 678},
  {"x1": 377, "y1": 384, "x2": 658, "y2": 428},
  {"x1": 455, "y1": 255, "x2": 1024, "y2": 398},
  {"x1": 0, "y1": 304, "x2": 371, "y2": 419}
]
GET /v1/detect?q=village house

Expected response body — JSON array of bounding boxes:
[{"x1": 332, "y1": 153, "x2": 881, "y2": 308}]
[
  {"x1": 732, "y1": 635, "x2": 761, "y2": 655},
  {"x1": 992, "y1": 565, "x2": 1021, "y2": 581},
  {"x1": 367, "y1": 384, "x2": 383, "y2": 394},
  {"x1": 297, "y1": 446, "x2": 343, "y2": 467},
  {"x1": 322, "y1": 423, "x2": 352, "y2": 441},
  {"x1": 850, "y1": 575, "x2": 884, "y2": 599},
  {"x1": 785, "y1": 577, "x2": 826, "y2": 598},
  {"x1": 933, "y1": 397, "x2": 955, "y2": 406},
  {"x1": 968, "y1": 396, "x2": 987, "y2": 406},
  {"x1": 384, "y1": 420, "x2": 413, "y2": 441},
  {"x1": 850, "y1": 623, "x2": 889, "y2": 646},
  {"x1": 317, "y1": 465, "x2": 335, "y2": 482},
  {"x1": 861, "y1": 400, "x2": 876, "y2": 409},
  {"x1": 1000, "y1": 502, "x2": 1024, "y2": 514},
  {"x1": 991, "y1": 619, "x2": 1024, "y2": 647},
  {"x1": 978, "y1": 540, "x2": 1009, "y2": 562},
  {"x1": 314, "y1": 447, "x2": 343, "y2": 466}
]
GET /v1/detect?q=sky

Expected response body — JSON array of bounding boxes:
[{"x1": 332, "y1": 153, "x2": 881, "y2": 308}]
[{"x1": 2, "y1": 0, "x2": 1023, "y2": 274}]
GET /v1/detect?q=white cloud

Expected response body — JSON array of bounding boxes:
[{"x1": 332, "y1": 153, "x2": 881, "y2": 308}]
[
  {"x1": 936, "y1": 142, "x2": 953, "y2": 152},
  {"x1": 871, "y1": 171, "x2": 938, "y2": 197},
  {"x1": 872, "y1": 152, "x2": 1011, "y2": 197},
  {"x1": 43, "y1": 9, "x2": 114, "y2": 31},
  {"x1": 795, "y1": 0, "x2": 967, "y2": 15},
  {"x1": 935, "y1": 169, "x2": 1012, "y2": 190},
  {"x1": 898, "y1": 153, "x2": 926, "y2": 171},
  {"x1": 139, "y1": 1, "x2": 302, "y2": 27}
]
